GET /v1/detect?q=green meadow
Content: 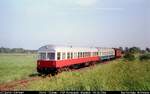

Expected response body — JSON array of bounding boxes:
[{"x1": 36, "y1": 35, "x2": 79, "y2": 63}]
[
  {"x1": 0, "y1": 53, "x2": 37, "y2": 84},
  {"x1": 0, "y1": 53, "x2": 150, "y2": 91}
]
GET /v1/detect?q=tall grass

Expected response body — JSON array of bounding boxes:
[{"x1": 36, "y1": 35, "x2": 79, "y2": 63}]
[
  {"x1": 26, "y1": 59, "x2": 150, "y2": 91},
  {"x1": 0, "y1": 53, "x2": 37, "y2": 84}
]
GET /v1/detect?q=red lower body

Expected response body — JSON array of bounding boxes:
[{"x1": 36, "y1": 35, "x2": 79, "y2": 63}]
[{"x1": 37, "y1": 56, "x2": 100, "y2": 73}]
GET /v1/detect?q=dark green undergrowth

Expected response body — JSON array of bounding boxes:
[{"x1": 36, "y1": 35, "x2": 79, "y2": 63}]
[
  {"x1": 25, "y1": 59, "x2": 150, "y2": 91},
  {"x1": 139, "y1": 53, "x2": 150, "y2": 61}
]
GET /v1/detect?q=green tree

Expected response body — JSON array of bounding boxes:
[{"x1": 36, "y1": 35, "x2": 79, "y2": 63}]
[
  {"x1": 129, "y1": 47, "x2": 141, "y2": 54},
  {"x1": 123, "y1": 52, "x2": 135, "y2": 61}
]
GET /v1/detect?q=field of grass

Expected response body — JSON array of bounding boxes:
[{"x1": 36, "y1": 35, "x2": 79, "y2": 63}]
[
  {"x1": 0, "y1": 53, "x2": 37, "y2": 84},
  {"x1": 24, "y1": 59, "x2": 150, "y2": 91},
  {"x1": 0, "y1": 53, "x2": 150, "y2": 91}
]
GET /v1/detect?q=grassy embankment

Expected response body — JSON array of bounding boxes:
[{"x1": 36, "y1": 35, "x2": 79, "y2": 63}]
[{"x1": 0, "y1": 53, "x2": 37, "y2": 84}]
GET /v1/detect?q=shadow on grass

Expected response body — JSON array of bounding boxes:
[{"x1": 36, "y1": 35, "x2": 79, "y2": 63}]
[{"x1": 29, "y1": 73, "x2": 40, "y2": 77}]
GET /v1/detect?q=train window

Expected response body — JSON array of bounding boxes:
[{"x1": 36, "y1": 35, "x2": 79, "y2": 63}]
[
  {"x1": 76, "y1": 52, "x2": 78, "y2": 58},
  {"x1": 62, "y1": 52, "x2": 66, "y2": 60},
  {"x1": 84, "y1": 52, "x2": 86, "y2": 57},
  {"x1": 98, "y1": 52, "x2": 100, "y2": 56},
  {"x1": 67, "y1": 52, "x2": 70, "y2": 59},
  {"x1": 83, "y1": 52, "x2": 84, "y2": 57},
  {"x1": 76, "y1": 52, "x2": 77, "y2": 58},
  {"x1": 78, "y1": 52, "x2": 80, "y2": 58},
  {"x1": 82, "y1": 52, "x2": 84, "y2": 57},
  {"x1": 93, "y1": 52, "x2": 95, "y2": 56},
  {"x1": 71, "y1": 52, "x2": 73, "y2": 59},
  {"x1": 57, "y1": 52, "x2": 61, "y2": 60},
  {"x1": 80, "y1": 52, "x2": 83, "y2": 57},
  {"x1": 40, "y1": 53, "x2": 46, "y2": 60},
  {"x1": 47, "y1": 53, "x2": 55, "y2": 60},
  {"x1": 88, "y1": 52, "x2": 91, "y2": 57},
  {"x1": 74, "y1": 52, "x2": 77, "y2": 58},
  {"x1": 96, "y1": 52, "x2": 98, "y2": 56}
]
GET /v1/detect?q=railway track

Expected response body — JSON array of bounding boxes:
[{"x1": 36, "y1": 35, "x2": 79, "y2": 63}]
[{"x1": 0, "y1": 76, "x2": 41, "y2": 91}]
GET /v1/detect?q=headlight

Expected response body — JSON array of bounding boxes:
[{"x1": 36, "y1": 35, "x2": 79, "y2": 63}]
[{"x1": 38, "y1": 62, "x2": 40, "y2": 65}]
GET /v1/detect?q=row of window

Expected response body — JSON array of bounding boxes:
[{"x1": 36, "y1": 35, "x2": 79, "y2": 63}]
[
  {"x1": 99, "y1": 51, "x2": 114, "y2": 56},
  {"x1": 57, "y1": 52, "x2": 98, "y2": 60},
  {"x1": 39, "y1": 51, "x2": 114, "y2": 60}
]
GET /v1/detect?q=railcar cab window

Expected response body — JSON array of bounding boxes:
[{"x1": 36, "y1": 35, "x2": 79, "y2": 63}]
[
  {"x1": 39, "y1": 53, "x2": 46, "y2": 60},
  {"x1": 47, "y1": 53, "x2": 55, "y2": 60},
  {"x1": 57, "y1": 52, "x2": 61, "y2": 60}
]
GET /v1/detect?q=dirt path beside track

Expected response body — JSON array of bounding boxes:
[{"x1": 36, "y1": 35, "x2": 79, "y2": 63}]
[{"x1": 0, "y1": 76, "x2": 41, "y2": 91}]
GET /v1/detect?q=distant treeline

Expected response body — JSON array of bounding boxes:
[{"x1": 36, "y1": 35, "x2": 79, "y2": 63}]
[
  {"x1": 0, "y1": 47, "x2": 37, "y2": 53},
  {"x1": 0, "y1": 46, "x2": 149, "y2": 54},
  {"x1": 119, "y1": 47, "x2": 150, "y2": 54}
]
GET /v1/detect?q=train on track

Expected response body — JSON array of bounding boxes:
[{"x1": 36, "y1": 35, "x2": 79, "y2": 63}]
[{"x1": 37, "y1": 45, "x2": 122, "y2": 74}]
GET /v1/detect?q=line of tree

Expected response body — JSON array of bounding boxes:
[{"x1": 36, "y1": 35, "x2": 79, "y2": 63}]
[
  {"x1": 0, "y1": 46, "x2": 149, "y2": 54},
  {"x1": 0, "y1": 47, "x2": 37, "y2": 53},
  {"x1": 118, "y1": 47, "x2": 150, "y2": 61},
  {"x1": 119, "y1": 47, "x2": 150, "y2": 54}
]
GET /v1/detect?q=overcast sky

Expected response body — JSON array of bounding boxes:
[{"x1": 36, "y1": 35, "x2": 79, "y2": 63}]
[{"x1": 0, "y1": 0, "x2": 149, "y2": 49}]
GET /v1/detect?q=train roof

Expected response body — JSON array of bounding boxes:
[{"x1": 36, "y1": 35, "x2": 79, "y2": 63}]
[{"x1": 38, "y1": 45, "x2": 98, "y2": 52}]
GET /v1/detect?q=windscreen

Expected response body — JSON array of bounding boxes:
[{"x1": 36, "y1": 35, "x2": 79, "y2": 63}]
[
  {"x1": 47, "y1": 53, "x2": 55, "y2": 60},
  {"x1": 39, "y1": 53, "x2": 46, "y2": 60},
  {"x1": 38, "y1": 52, "x2": 55, "y2": 60}
]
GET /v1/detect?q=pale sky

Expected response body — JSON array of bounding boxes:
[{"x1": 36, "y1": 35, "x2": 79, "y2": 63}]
[{"x1": 0, "y1": 0, "x2": 150, "y2": 49}]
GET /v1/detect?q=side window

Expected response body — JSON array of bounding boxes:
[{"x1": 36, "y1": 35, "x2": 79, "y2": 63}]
[
  {"x1": 78, "y1": 52, "x2": 80, "y2": 58},
  {"x1": 67, "y1": 52, "x2": 70, "y2": 59},
  {"x1": 47, "y1": 53, "x2": 55, "y2": 60},
  {"x1": 80, "y1": 52, "x2": 82, "y2": 58},
  {"x1": 88, "y1": 52, "x2": 91, "y2": 57},
  {"x1": 74, "y1": 52, "x2": 77, "y2": 58},
  {"x1": 62, "y1": 52, "x2": 66, "y2": 60},
  {"x1": 84, "y1": 52, "x2": 86, "y2": 57},
  {"x1": 57, "y1": 52, "x2": 61, "y2": 60},
  {"x1": 76, "y1": 52, "x2": 78, "y2": 58},
  {"x1": 71, "y1": 52, "x2": 73, "y2": 59},
  {"x1": 97, "y1": 52, "x2": 98, "y2": 56},
  {"x1": 83, "y1": 52, "x2": 85, "y2": 57},
  {"x1": 93, "y1": 52, "x2": 95, "y2": 56}
]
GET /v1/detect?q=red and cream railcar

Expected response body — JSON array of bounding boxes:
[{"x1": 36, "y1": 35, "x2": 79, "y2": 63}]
[{"x1": 37, "y1": 45, "x2": 100, "y2": 73}]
